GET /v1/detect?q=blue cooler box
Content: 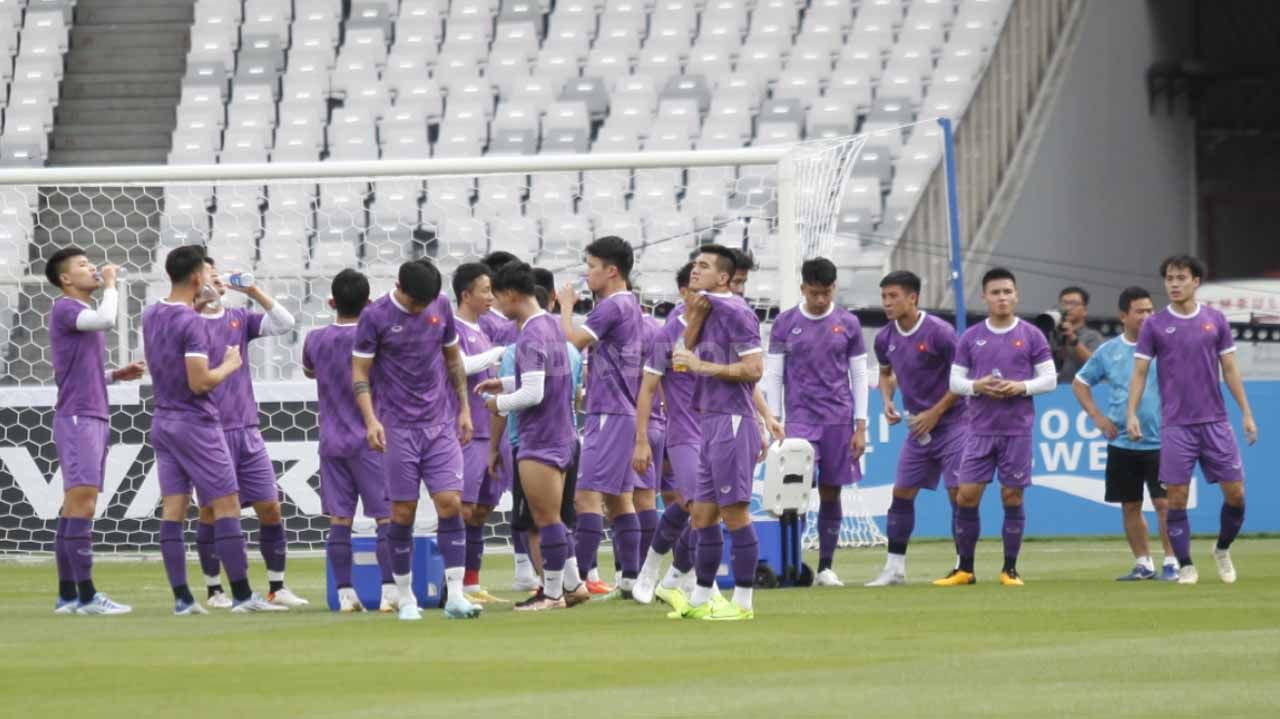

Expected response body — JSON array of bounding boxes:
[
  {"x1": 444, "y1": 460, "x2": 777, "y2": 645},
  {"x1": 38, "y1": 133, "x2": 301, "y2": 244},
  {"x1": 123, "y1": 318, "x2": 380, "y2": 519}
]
[
  {"x1": 326, "y1": 535, "x2": 445, "y2": 611},
  {"x1": 715, "y1": 518, "x2": 793, "y2": 589}
]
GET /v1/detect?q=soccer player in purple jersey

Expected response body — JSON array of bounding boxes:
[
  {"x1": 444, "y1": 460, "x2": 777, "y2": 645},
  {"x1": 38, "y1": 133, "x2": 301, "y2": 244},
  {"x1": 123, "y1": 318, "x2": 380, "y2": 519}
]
[
  {"x1": 302, "y1": 269, "x2": 396, "y2": 612},
  {"x1": 479, "y1": 251, "x2": 520, "y2": 345},
  {"x1": 632, "y1": 309, "x2": 666, "y2": 555},
  {"x1": 631, "y1": 263, "x2": 703, "y2": 606},
  {"x1": 557, "y1": 236, "x2": 646, "y2": 599},
  {"x1": 449, "y1": 262, "x2": 510, "y2": 604},
  {"x1": 352, "y1": 259, "x2": 479, "y2": 621},
  {"x1": 477, "y1": 262, "x2": 591, "y2": 611},
  {"x1": 867, "y1": 270, "x2": 965, "y2": 586},
  {"x1": 45, "y1": 248, "x2": 146, "y2": 615},
  {"x1": 1127, "y1": 255, "x2": 1257, "y2": 585},
  {"x1": 194, "y1": 257, "x2": 306, "y2": 609},
  {"x1": 944, "y1": 268, "x2": 1056, "y2": 586},
  {"x1": 669, "y1": 244, "x2": 765, "y2": 621},
  {"x1": 764, "y1": 258, "x2": 869, "y2": 588},
  {"x1": 144, "y1": 246, "x2": 282, "y2": 614}
]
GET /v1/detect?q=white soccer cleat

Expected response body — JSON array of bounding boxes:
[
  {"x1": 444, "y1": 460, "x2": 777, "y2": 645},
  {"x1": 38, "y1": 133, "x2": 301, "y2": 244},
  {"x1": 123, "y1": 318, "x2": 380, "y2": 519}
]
[
  {"x1": 206, "y1": 591, "x2": 233, "y2": 609},
  {"x1": 338, "y1": 588, "x2": 365, "y2": 613},
  {"x1": 815, "y1": 569, "x2": 845, "y2": 587},
  {"x1": 1177, "y1": 565, "x2": 1199, "y2": 585},
  {"x1": 632, "y1": 572, "x2": 658, "y2": 605},
  {"x1": 231, "y1": 593, "x2": 289, "y2": 613},
  {"x1": 864, "y1": 569, "x2": 907, "y2": 587},
  {"x1": 54, "y1": 598, "x2": 79, "y2": 615},
  {"x1": 267, "y1": 587, "x2": 310, "y2": 608},
  {"x1": 379, "y1": 584, "x2": 399, "y2": 613},
  {"x1": 398, "y1": 603, "x2": 423, "y2": 621},
  {"x1": 512, "y1": 574, "x2": 540, "y2": 592},
  {"x1": 174, "y1": 598, "x2": 209, "y2": 616},
  {"x1": 75, "y1": 593, "x2": 132, "y2": 615},
  {"x1": 444, "y1": 595, "x2": 483, "y2": 619},
  {"x1": 1212, "y1": 548, "x2": 1237, "y2": 584}
]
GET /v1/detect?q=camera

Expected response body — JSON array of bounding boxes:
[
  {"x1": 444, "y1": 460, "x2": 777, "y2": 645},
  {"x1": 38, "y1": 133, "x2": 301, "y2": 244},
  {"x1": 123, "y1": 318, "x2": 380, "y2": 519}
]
[{"x1": 1033, "y1": 309, "x2": 1063, "y2": 340}]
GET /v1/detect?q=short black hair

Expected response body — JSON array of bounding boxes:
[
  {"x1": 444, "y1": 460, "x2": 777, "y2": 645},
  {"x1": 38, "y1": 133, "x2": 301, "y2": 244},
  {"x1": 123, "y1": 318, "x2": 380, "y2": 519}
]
[
  {"x1": 165, "y1": 245, "x2": 208, "y2": 284},
  {"x1": 801, "y1": 257, "x2": 837, "y2": 286},
  {"x1": 482, "y1": 251, "x2": 519, "y2": 272},
  {"x1": 332, "y1": 268, "x2": 370, "y2": 317},
  {"x1": 585, "y1": 235, "x2": 634, "y2": 280},
  {"x1": 698, "y1": 244, "x2": 737, "y2": 277},
  {"x1": 1059, "y1": 286, "x2": 1090, "y2": 306},
  {"x1": 398, "y1": 258, "x2": 442, "y2": 303},
  {"x1": 981, "y1": 267, "x2": 1016, "y2": 289},
  {"x1": 533, "y1": 267, "x2": 557, "y2": 311},
  {"x1": 45, "y1": 246, "x2": 86, "y2": 288},
  {"x1": 1159, "y1": 254, "x2": 1205, "y2": 281},
  {"x1": 452, "y1": 262, "x2": 491, "y2": 303},
  {"x1": 492, "y1": 261, "x2": 537, "y2": 296},
  {"x1": 534, "y1": 285, "x2": 551, "y2": 310},
  {"x1": 202, "y1": 256, "x2": 216, "y2": 267},
  {"x1": 676, "y1": 262, "x2": 694, "y2": 290},
  {"x1": 879, "y1": 270, "x2": 921, "y2": 296},
  {"x1": 1118, "y1": 286, "x2": 1152, "y2": 313},
  {"x1": 730, "y1": 248, "x2": 756, "y2": 273}
]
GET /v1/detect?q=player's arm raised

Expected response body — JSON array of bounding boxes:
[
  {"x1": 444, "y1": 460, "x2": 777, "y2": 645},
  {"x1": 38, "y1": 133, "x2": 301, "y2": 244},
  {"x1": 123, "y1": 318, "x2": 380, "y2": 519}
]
[
  {"x1": 443, "y1": 343, "x2": 473, "y2": 445},
  {"x1": 681, "y1": 293, "x2": 711, "y2": 349},
  {"x1": 238, "y1": 284, "x2": 295, "y2": 337},
  {"x1": 558, "y1": 283, "x2": 597, "y2": 350},
  {"x1": 1219, "y1": 351, "x2": 1257, "y2": 445}
]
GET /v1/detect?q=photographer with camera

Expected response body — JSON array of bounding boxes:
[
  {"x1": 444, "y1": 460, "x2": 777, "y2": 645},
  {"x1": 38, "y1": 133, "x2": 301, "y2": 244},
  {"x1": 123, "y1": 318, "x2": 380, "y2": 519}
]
[{"x1": 1049, "y1": 287, "x2": 1102, "y2": 384}]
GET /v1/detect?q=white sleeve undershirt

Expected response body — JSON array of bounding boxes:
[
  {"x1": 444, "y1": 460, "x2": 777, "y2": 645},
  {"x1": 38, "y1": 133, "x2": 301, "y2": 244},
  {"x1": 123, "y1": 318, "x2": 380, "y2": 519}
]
[
  {"x1": 764, "y1": 353, "x2": 785, "y2": 420},
  {"x1": 1024, "y1": 360, "x2": 1058, "y2": 396},
  {"x1": 496, "y1": 371, "x2": 546, "y2": 412},
  {"x1": 850, "y1": 353, "x2": 869, "y2": 422},
  {"x1": 257, "y1": 302, "x2": 296, "y2": 337},
  {"x1": 950, "y1": 364, "x2": 975, "y2": 396},
  {"x1": 462, "y1": 346, "x2": 506, "y2": 375},
  {"x1": 74, "y1": 288, "x2": 118, "y2": 332}
]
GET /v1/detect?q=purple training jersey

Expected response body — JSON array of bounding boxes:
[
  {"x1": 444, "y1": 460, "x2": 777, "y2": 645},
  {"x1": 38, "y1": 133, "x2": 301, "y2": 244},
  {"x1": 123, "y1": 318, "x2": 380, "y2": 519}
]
[
  {"x1": 455, "y1": 316, "x2": 495, "y2": 440},
  {"x1": 691, "y1": 293, "x2": 762, "y2": 417},
  {"x1": 49, "y1": 297, "x2": 108, "y2": 421},
  {"x1": 513, "y1": 312, "x2": 576, "y2": 453},
  {"x1": 353, "y1": 293, "x2": 458, "y2": 428},
  {"x1": 142, "y1": 301, "x2": 220, "y2": 423},
  {"x1": 582, "y1": 290, "x2": 643, "y2": 415},
  {"x1": 874, "y1": 312, "x2": 965, "y2": 429},
  {"x1": 953, "y1": 318, "x2": 1052, "y2": 436},
  {"x1": 640, "y1": 314, "x2": 666, "y2": 426},
  {"x1": 1135, "y1": 304, "x2": 1235, "y2": 427},
  {"x1": 768, "y1": 305, "x2": 864, "y2": 426},
  {"x1": 303, "y1": 322, "x2": 369, "y2": 458},
  {"x1": 203, "y1": 307, "x2": 265, "y2": 429},
  {"x1": 480, "y1": 308, "x2": 518, "y2": 345},
  {"x1": 645, "y1": 313, "x2": 699, "y2": 447}
]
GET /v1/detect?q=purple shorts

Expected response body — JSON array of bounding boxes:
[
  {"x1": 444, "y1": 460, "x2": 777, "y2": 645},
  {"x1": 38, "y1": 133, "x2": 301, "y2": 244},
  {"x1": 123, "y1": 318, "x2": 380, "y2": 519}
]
[
  {"x1": 517, "y1": 442, "x2": 575, "y2": 472},
  {"x1": 224, "y1": 427, "x2": 279, "y2": 506},
  {"x1": 462, "y1": 437, "x2": 505, "y2": 507},
  {"x1": 320, "y1": 452, "x2": 390, "y2": 519},
  {"x1": 632, "y1": 423, "x2": 666, "y2": 492},
  {"x1": 384, "y1": 423, "x2": 464, "y2": 502},
  {"x1": 787, "y1": 421, "x2": 862, "y2": 487},
  {"x1": 153, "y1": 417, "x2": 238, "y2": 507},
  {"x1": 1159, "y1": 421, "x2": 1244, "y2": 486},
  {"x1": 665, "y1": 443, "x2": 699, "y2": 501},
  {"x1": 895, "y1": 423, "x2": 967, "y2": 492},
  {"x1": 578, "y1": 412, "x2": 638, "y2": 495},
  {"x1": 54, "y1": 414, "x2": 108, "y2": 492},
  {"x1": 694, "y1": 413, "x2": 760, "y2": 507},
  {"x1": 957, "y1": 434, "x2": 1033, "y2": 488}
]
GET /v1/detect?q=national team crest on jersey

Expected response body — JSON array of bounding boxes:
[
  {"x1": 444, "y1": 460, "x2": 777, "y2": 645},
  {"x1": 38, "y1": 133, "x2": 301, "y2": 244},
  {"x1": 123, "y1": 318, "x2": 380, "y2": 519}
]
[
  {"x1": 428, "y1": 315, "x2": 440, "y2": 325},
  {"x1": 832, "y1": 325, "x2": 844, "y2": 333},
  {"x1": 1014, "y1": 339, "x2": 1025, "y2": 348},
  {"x1": 1202, "y1": 323, "x2": 1214, "y2": 332},
  {"x1": 229, "y1": 319, "x2": 241, "y2": 330},
  {"x1": 917, "y1": 342, "x2": 928, "y2": 352}
]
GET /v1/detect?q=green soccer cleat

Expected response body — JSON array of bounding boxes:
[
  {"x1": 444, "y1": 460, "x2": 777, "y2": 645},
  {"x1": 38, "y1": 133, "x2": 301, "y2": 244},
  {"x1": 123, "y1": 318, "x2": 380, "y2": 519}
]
[
  {"x1": 705, "y1": 600, "x2": 754, "y2": 621},
  {"x1": 655, "y1": 585, "x2": 691, "y2": 615}
]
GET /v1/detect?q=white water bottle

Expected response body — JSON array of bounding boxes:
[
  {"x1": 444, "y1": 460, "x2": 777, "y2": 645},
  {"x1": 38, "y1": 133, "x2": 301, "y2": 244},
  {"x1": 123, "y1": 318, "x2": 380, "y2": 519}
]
[
  {"x1": 903, "y1": 411, "x2": 932, "y2": 446},
  {"x1": 228, "y1": 272, "x2": 255, "y2": 289}
]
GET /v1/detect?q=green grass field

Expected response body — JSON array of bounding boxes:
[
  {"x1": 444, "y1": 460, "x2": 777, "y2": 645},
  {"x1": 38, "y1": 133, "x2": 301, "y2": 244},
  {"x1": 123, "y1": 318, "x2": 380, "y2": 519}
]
[{"x1": 3, "y1": 538, "x2": 1280, "y2": 718}]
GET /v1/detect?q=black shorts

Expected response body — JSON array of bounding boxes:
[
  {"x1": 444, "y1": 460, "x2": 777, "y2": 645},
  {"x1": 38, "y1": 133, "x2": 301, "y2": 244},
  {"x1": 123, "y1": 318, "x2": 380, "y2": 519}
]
[
  {"x1": 510, "y1": 441, "x2": 579, "y2": 532},
  {"x1": 1104, "y1": 446, "x2": 1165, "y2": 504}
]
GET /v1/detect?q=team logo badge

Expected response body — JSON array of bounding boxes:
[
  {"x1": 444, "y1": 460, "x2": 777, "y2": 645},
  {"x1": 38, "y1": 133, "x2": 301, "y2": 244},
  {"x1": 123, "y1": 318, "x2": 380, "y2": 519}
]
[
  {"x1": 791, "y1": 327, "x2": 802, "y2": 335},
  {"x1": 469, "y1": 335, "x2": 477, "y2": 343},
  {"x1": 391, "y1": 325, "x2": 403, "y2": 333},
  {"x1": 976, "y1": 339, "x2": 988, "y2": 347},
  {"x1": 889, "y1": 344, "x2": 896, "y2": 352},
  {"x1": 1166, "y1": 326, "x2": 1176, "y2": 334}
]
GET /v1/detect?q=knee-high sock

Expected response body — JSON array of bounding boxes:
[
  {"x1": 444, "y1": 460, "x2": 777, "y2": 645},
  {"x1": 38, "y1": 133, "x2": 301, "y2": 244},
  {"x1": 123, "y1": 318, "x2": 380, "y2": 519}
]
[
  {"x1": 63, "y1": 517, "x2": 96, "y2": 603},
  {"x1": 376, "y1": 523, "x2": 394, "y2": 584},
  {"x1": 512, "y1": 527, "x2": 529, "y2": 556},
  {"x1": 1002, "y1": 504, "x2": 1025, "y2": 571},
  {"x1": 651, "y1": 504, "x2": 689, "y2": 555},
  {"x1": 612, "y1": 512, "x2": 641, "y2": 579},
  {"x1": 539, "y1": 522, "x2": 569, "y2": 598},
  {"x1": 574, "y1": 512, "x2": 605, "y2": 575},
  {"x1": 886, "y1": 496, "x2": 915, "y2": 556},
  {"x1": 258, "y1": 522, "x2": 287, "y2": 576},
  {"x1": 637, "y1": 508, "x2": 659, "y2": 558},
  {"x1": 673, "y1": 524, "x2": 695, "y2": 573},
  {"x1": 437, "y1": 514, "x2": 466, "y2": 570},
  {"x1": 327, "y1": 524, "x2": 354, "y2": 588},
  {"x1": 214, "y1": 517, "x2": 250, "y2": 600},
  {"x1": 1217, "y1": 503, "x2": 1245, "y2": 551},
  {"x1": 464, "y1": 524, "x2": 485, "y2": 580},
  {"x1": 1167, "y1": 508, "x2": 1192, "y2": 566},
  {"x1": 955, "y1": 506, "x2": 980, "y2": 572},
  {"x1": 950, "y1": 496, "x2": 961, "y2": 557},
  {"x1": 388, "y1": 521, "x2": 414, "y2": 577},
  {"x1": 196, "y1": 521, "x2": 221, "y2": 584},
  {"x1": 694, "y1": 525, "x2": 723, "y2": 589},
  {"x1": 159, "y1": 520, "x2": 190, "y2": 600},
  {"x1": 729, "y1": 525, "x2": 758, "y2": 588},
  {"x1": 818, "y1": 499, "x2": 842, "y2": 571},
  {"x1": 55, "y1": 517, "x2": 75, "y2": 600}
]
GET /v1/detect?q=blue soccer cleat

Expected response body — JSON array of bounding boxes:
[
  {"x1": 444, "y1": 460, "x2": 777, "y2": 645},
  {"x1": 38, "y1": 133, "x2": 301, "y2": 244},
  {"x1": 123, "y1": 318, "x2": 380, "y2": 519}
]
[
  {"x1": 1116, "y1": 565, "x2": 1156, "y2": 581},
  {"x1": 1159, "y1": 564, "x2": 1179, "y2": 582}
]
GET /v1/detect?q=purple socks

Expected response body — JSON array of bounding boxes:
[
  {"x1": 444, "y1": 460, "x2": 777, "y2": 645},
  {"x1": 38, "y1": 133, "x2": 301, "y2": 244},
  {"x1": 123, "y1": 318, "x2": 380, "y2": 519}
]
[
  {"x1": 465, "y1": 524, "x2": 485, "y2": 573},
  {"x1": 214, "y1": 517, "x2": 249, "y2": 589},
  {"x1": 327, "y1": 524, "x2": 354, "y2": 588},
  {"x1": 1217, "y1": 503, "x2": 1245, "y2": 551},
  {"x1": 612, "y1": 512, "x2": 641, "y2": 579},
  {"x1": 1167, "y1": 509, "x2": 1192, "y2": 566},
  {"x1": 817, "y1": 499, "x2": 841, "y2": 572},
  {"x1": 955, "y1": 506, "x2": 980, "y2": 572},
  {"x1": 886, "y1": 496, "x2": 915, "y2": 556},
  {"x1": 63, "y1": 517, "x2": 95, "y2": 603},
  {"x1": 673, "y1": 524, "x2": 695, "y2": 573},
  {"x1": 574, "y1": 512, "x2": 605, "y2": 575},
  {"x1": 1002, "y1": 504, "x2": 1025, "y2": 572},
  {"x1": 651, "y1": 503, "x2": 689, "y2": 555},
  {"x1": 196, "y1": 521, "x2": 220, "y2": 580},
  {"x1": 376, "y1": 523, "x2": 393, "y2": 584},
  {"x1": 540, "y1": 522, "x2": 568, "y2": 573},
  {"x1": 694, "y1": 525, "x2": 723, "y2": 588},
  {"x1": 637, "y1": 508, "x2": 659, "y2": 558},
  {"x1": 437, "y1": 514, "x2": 466, "y2": 570},
  {"x1": 388, "y1": 521, "x2": 414, "y2": 576},
  {"x1": 258, "y1": 522, "x2": 287, "y2": 574},
  {"x1": 512, "y1": 526, "x2": 529, "y2": 556},
  {"x1": 159, "y1": 520, "x2": 190, "y2": 600},
  {"x1": 729, "y1": 525, "x2": 759, "y2": 589},
  {"x1": 55, "y1": 517, "x2": 75, "y2": 601}
]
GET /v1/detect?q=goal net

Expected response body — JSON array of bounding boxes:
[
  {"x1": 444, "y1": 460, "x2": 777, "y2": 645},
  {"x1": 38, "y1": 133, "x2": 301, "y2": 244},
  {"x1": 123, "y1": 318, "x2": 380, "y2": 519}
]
[{"x1": 0, "y1": 142, "x2": 888, "y2": 556}]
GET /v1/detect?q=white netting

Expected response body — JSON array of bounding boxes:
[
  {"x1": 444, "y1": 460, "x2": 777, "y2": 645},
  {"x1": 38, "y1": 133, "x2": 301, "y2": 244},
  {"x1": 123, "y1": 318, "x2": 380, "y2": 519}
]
[{"x1": 0, "y1": 142, "x2": 895, "y2": 555}]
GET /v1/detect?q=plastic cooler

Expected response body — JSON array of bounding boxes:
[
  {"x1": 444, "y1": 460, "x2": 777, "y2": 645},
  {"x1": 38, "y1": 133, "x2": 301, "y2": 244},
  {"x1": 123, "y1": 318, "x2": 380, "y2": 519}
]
[{"x1": 326, "y1": 535, "x2": 445, "y2": 610}]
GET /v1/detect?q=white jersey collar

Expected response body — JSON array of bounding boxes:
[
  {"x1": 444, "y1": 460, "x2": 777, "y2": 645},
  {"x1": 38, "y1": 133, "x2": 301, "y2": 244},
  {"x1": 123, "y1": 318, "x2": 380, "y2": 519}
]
[
  {"x1": 1167, "y1": 303, "x2": 1202, "y2": 320},
  {"x1": 799, "y1": 303, "x2": 835, "y2": 321},
  {"x1": 894, "y1": 310, "x2": 927, "y2": 337},
  {"x1": 984, "y1": 317, "x2": 1021, "y2": 335}
]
